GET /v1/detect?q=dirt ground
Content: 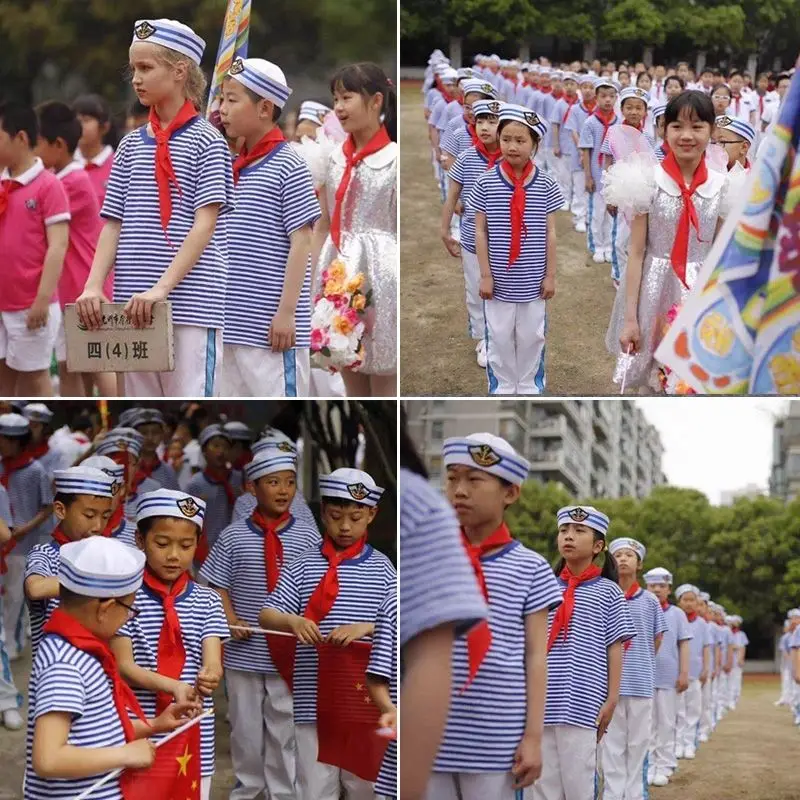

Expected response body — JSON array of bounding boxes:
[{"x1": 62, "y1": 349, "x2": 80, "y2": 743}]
[{"x1": 399, "y1": 82, "x2": 618, "y2": 397}]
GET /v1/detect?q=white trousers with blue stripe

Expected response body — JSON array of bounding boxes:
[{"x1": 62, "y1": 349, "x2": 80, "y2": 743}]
[
  {"x1": 0, "y1": 579, "x2": 21, "y2": 712},
  {"x1": 699, "y1": 675, "x2": 713, "y2": 738},
  {"x1": 1, "y1": 553, "x2": 27, "y2": 660},
  {"x1": 649, "y1": 688, "x2": 677, "y2": 774},
  {"x1": 676, "y1": 679, "x2": 702, "y2": 751},
  {"x1": 484, "y1": 298, "x2": 546, "y2": 395},
  {"x1": 461, "y1": 252, "x2": 485, "y2": 340},
  {"x1": 586, "y1": 191, "x2": 612, "y2": 256},
  {"x1": 601, "y1": 696, "x2": 652, "y2": 800},
  {"x1": 425, "y1": 771, "x2": 524, "y2": 800},
  {"x1": 532, "y1": 724, "x2": 598, "y2": 800},
  {"x1": 220, "y1": 344, "x2": 310, "y2": 398}
]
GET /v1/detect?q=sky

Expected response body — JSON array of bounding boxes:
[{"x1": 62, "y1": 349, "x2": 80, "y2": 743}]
[{"x1": 634, "y1": 399, "x2": 792, "y2": 504}]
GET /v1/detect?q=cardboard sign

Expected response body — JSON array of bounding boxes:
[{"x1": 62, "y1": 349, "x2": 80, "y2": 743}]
[{"x1": 64, "y1": 302, "x2": 175, "y2": 373}]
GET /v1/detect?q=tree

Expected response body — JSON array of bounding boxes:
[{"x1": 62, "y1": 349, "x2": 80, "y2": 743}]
[{"x1": 602, "y1": 0, "x2": 667, "y2": 48}]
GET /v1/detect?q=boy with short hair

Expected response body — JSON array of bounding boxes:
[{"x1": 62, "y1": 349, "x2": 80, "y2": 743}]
[
  {"x1": 0, "y1": 101, "x2": 69, "y2": 397},
  {"x1": 131, "y1": 408, "x2": 181, "y2": 490},
  {"x1": 260, "y1": 467, "x2": 396, "y2": 800},
  {"x1": 112, "y1": 488, "x2": 228, "y2": 800},
  {"x1": 200, "y1": 448, "x2": 320, "y2": 800},
  {"x1": 22, "y1": 402, "x2": 67, "y2": 474},
  {"x1": 294, "y1": 100, "x2": 333, "y2": 143},
  {"x1": 81, "y1": 454, "x2": 137, "y2": 546},
  {"x1": 714, "y1": 115, "x2": 754, "y2": 171}
]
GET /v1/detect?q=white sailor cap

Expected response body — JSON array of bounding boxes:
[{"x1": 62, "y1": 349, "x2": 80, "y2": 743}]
[
  {"x1": 223, "y1": 421, "x2": 255, "y2": 443},
  {"x1": 0, "y1": 413, "x2": 30, "y2": 437},
  {"x1": 539, "y1": 66, "x2": 552, "y2": 76},
  {"x1": 136, "y1": 488, "x2": 206, "y2": 529},
  {"x1": 724, "y1": 615, "x2": 736, "y2": 624},
  {"x1": 132, "y1": 408, "x2": 165, "y2": 428},
  {"x1": 82, "y1": 455, "x2": 126, "y2": 487},
  {"x1": 699, "y1": 591, "x2": 711, "y2": 602},
  {"x1": 609, "y1": 537, "x2": 646, "y2": 561},
  {"x1": 521, "y1": 63, "x2": 531, "y2": 72},
  {"x1": 594, "y1": 77, "x2": 618, "y2": 92},
  {"x1": 319, "y1": 467, "x2": 384, "y2": 507},
  {"x1": 456, "y1": 68, "x2": 475, "y2": 80},
  {"x1": 96, "y1": 427, "x2": 143, "y2": 459},
  {"x1": 434, "y1": 62, "x2": 452, "y2": 75},
  {"x1": 252, "y1": 430, "x2": 297, "y2": 456},
  {"x1": 245, "y1": 449, "x2": 297, "y2": 482},
  {"x1": 499, "y1": 59, "x2": 510, "y2": 68},
  {"x1": 472, "y1": 99, "x2": 503, "y2": 118},
  {"x1": 59, "y1": 536, "x2": 145, "y2": 598},
  {"x1": 440, "y1": 68, "x2": 459, "y2": 83},
  {"x1": 54, "y1": 467, "x2": 117, "y2": 498},
  {"x1": 578, "y1": 73, "x2": 596, "y2": 85},
  {"x1": 715, "y1": 115, "x2": 755, "y2": 144},
  {"x1": 22, "y1": 403, "x2": 53, "y2": 424},
  {"x1": 118, "y1": 408, "x2": 142, "y2": 428},
  {"x1": 462, "y1": 78, "x2": 497, "y2": 99},
  {"x1": 443, "y1": 433, "x2": 530, "y2": 486},
  {"x1": 788, "y1": 609, "x2": 800, "y2": 619},
  {"x1": 131, "y1": 19, "x2": 206, "y2": 65},
  {"x1": 228, "y1": 57, "x2": 293, "y2": 108},
  {"x1": 644, "y1": 567, "x2": 673, "y2": 585},
  {"x1": 199, "y1": 424, "x2": 231, "y2": 448},
  {"x1": 530, "y1": 65, "x2": 541, "y2": 74},
  {"x1": 557, "y1": 505, "x2": 610, "y2": 537},
  {"x1": 652, "y1": 102, "x2": 667, "y2": 120},
  {"x1": 550, "y1": 70, "x2": 564, "y2": 80},
  {"x1": 498, "y1": 103, "x2": 548, "y2": 139},
  {"x1": 297, "y1": 101, "x2": 331, "y2": 126},
  {"x1": 620, "y1": 86, "x2": 650, "y2": 108},
  {"x1": 732, "y1": 615, "x2": 743, "y2": 625},
  {"x1": 489, "y1": 54, "x2": 501, "y2": 63},
  {"x1": 562, "y1": 72, "x2": 579, "y2": 83},
  {"x1": 675, "y1": 583, "x2": 698, "y2": 599}
]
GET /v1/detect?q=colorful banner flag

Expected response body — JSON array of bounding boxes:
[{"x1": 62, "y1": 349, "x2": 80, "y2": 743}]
[
  {"x1": 206, "y1": 0, "x2": 252, "y2": 131},
  {"x1": 97, "y1": 400, "x2": 109, "y2": 431},
  {"x1": 655, "y1": 54, "x2": 800, "y2": 393},
  {"x1": 316, "y1": 640, "x2": 388, "y2": 782}
]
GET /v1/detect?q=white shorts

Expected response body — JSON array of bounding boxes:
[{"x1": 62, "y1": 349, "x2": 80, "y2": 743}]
[
  {"x1": 0, "y1": 303, "x2": 61, "y2": 371},
  {"x1": 55, "y1": 317, "x2": 67, "y2": 363},
  {"x1": 220, "y1": 343, "x2": 310, "y2": 397}
]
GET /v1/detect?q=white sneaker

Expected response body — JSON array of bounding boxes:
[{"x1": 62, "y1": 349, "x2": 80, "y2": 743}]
[
  {"x1": 575, "y1": 220, "x2": 586, "y2": 233},
  {"x1": 652, "y1": 773, "x2": 669, "y2": 787},
  {"x1": 476, "y1": 340, "x2": 487, "y2": 368},
  {"x1": 675, "y1": 746, "x2": 685, "y2": 759},
  {"x1": 604, "y1": 249, "x2": 614, "y2": 263},
  {"x1": 698, "y1": 733, "x2": 709, "y2": 743},
  {"x1": 2, "y1": 709, "x2": 23, "y2": 730},
  {"x1": 592, "y1": 252, "x2": 605, "y2": 264},
  {"x1": 647, "y1": 771, "x2": 655, "y2": 786},
  {"x1": 560, "y1": 202, "x2": 571, "y2": 211},
  {"x1": 684, "y1": 747, "x2": 696, "y2": 760}
]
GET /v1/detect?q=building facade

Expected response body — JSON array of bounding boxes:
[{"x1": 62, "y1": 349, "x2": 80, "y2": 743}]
[
  {"x1": 406, "y1": 399, "x2": 666, "y2": 498},
  {"x1": 770, "y1": 400, "x2": 800, "y2": 502}
]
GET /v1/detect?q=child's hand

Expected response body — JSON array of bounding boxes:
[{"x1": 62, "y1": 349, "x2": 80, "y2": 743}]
[
  {"x1": 553, "y1": 147, "x2": 561, "y2": 158},
  {"x1": 455, "y1": 200, "x2": 464, "y2": 216},
  {"x1": 379, "y1": 708, "x2": 397, "y2": 732},
  {"x1": 172, "y1": 681, "x2": 200, "y2": 708},
  {"x1": 75, "y1": 288, "x2": 109, "y2": 331},
  {"x1": 676, "y1": 673, "x2": 689, "y2": 693},
  {"x1": 479, "y1": 274, "x2": 493, "y2": 300},
  {"x1": 595, "y1": 698, "x2": 617, "y2": 741},
  {"x1": 586, "y1": 175, "x2": 595, "y2": 194},
  {"x1": 607, "y1": 204, "x2": 618, "y2": 217},
  {"x1": 619, "y1": 320, "x2": 641, "y2": 355},
  {"x1": 442, "y1": 234, "x2": 461, "y2": 258},
  {"x1": 196, "y1": 665, "x2": 223, "y2": 696},
  {"x1": 270, "y1": 308, "x2": 296, "y2": 353},
  {"x1": 153, "y1": 701, "x2": 199, "y2": 734},
  {"x1": 699, "y1": 669, "x2": 709, "y2": 685},
  {"x1": 326, "y1": 622, "x2": 372, "y2": 646},
  {"x1": 289, "y1": 615, "x2": 324, "y2": 645},
  {"x1": 512, "y1": 733, "x2": 543, "y2": 788},
  {"x1": 231, "y1": 618, "x2": 252, "y2": 640},
  {"x1": 27, "y1": 297, "x2": 50, "y2": 330},
  {"x1": 541, "y1": 274, "x2": 556, "y2": 300},
  {"x1": 125, "y1": 286, "x2": 168, "y2": 328},
  {"x1": 122, "y1": 739, "x2": 157, "y2": 769}
]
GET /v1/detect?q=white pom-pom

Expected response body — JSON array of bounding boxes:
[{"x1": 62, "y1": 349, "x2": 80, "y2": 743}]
[
  {"x1": 290, "y1": 132, "x2": 334, "y2": 189},
  {"x1": 719, "y1": 161, "x2": 750, "y2": 219},
  {"x1": 601, "y1": 153, "x2": 656, "y2": 216}
]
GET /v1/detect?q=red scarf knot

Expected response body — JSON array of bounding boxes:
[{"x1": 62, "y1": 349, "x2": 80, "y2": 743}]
[
  {"x1": 103, "y1": 504, "x2": 126, "y2": 538},
  {"x1": 561, "y1": 95, "x2": 579, "y2": 126},
  {"x1": 661, "y1": 600, "x2": 670, "y2": 611},
  {"x1": 233, "y1": 127, "x2": 286, "y2": 184},
  {"x1": 623, "y1": 582, "x2": 641, "y2": 650},
  {"x1": 252, "y1": 509, "x2": 291, "y2": 593},
  {"x1": 501, "y1": 160, "x2": 534, "y2": 268},
  {"x1": 304, "y1": 535, "x2": 367, "y2": 623},
  {"x1": 687, "y1": 611, "x2": 698, "y2": 622},
  {"x1": 203, "y1": 467, "x2": 236, "y2": 509},
  {"x1": 0, "y1": 451, "x2": 35, "y2": 488},
  {"x1": 547, "y1": 564, "x2": 602, "y2": 652},
  {"x1": 474, "y1": 137, "x2": 501, "y2": 168},
  {"x1": 51, "y1": 524, "x2": 71, "y2": 548}
]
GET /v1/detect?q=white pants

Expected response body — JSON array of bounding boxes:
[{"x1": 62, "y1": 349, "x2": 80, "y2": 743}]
[
  {"x1": 295, "y1": 722, "x2": 374, "y2": 800},
  {"x1": 309, "y1": 367, "x2": 346, "y2": 397},
  {"x1": 730, "y1": 665, "x2": 743, "y2": 707},
  {"x1": 424, "y1": 772, "x2": 520, "y2": 800},
  {"x1": 460, "y1": 251, "x2": 485, "y2": 340},
  {"x1": 676, "y1": 679, "x2": 702, "y2": 751},
  {"x1": 540, "y1": 146, "x2": 554, "y2": 177},
  {"x1": 715, "y1": 673, "x2": 728, "y2": 720},
  {"x1": 780, "y1": 663, "x2": 793, "y2": 704},
  {"x1": 699, "y1": 677, "x2": 713, "y2": 739},
  {"x1": 601, "y1": 696, "x2": 651, "y2": 800},
  {"x1": 586, "y1": 191, "x2": 612, "y2": 255},
  {"x1": 0, "y1": 607, "x2": 21, "y2": 713},
  {"x1": 570, "y1": 171, "x2": 587, "y2": 227},
  {"x1": 124, "y1": 325, "x2": 222, "y2": 397},
  {"x1": 227, "y1": 669, "x2": 296, "y2": 800},
  {"x1": 709, "y1": 676, "x2": 719, "y2": 726},
  {"x1": 201, "y1": 776, "x2": 211, "y2": 800},
  {"x1": 610, "y1": 212, "x2": 629, "y2": 284},
  {"x1": 484, "y1": 298, "x2": 546, "y2": 395},
  {"x1": 1, "y1": 554, "x2": 27, "y2": 659},
  {"x1": 532, "y1": 724, "x2": 597, "y2": 800},
  {"x1": 220, "y1": 343, "x2": 310, "y2": 397},
  {"x1": 0, "y1": 303, "x2": 61, "y2": 371},
  {"x1": 649, "y1": 688, "x2": 677, "y2": 774},
  {"x1": 550, "y1": 153, "x2": 570, "y2": 201}
]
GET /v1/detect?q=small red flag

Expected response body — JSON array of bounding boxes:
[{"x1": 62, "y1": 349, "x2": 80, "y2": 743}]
[
  {"x1": 316, "y1": 641, "x2": 388, "y2": 782},
  {"x1": 119, "y1": 724, "x2": 201, "y2": 800}
]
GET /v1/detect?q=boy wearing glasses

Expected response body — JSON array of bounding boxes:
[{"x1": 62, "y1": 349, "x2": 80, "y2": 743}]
[
  {"x1": 111, "y1": 489, "x2": 228, "y2": 800},
  {"x1": 713, "y1": 116, "x2": 754, "y2": 171}
]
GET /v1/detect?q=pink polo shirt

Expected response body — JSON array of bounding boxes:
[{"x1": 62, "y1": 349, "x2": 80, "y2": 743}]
[
  {"x1": 56, "y1": 162, "x2": 111, "y2": 307},
  {"x1": 0, "y1": 158, "x2": 70, "y2": 312},
  {"x1": 75, "y1": 145, "x2": 114, "y2": 207}
]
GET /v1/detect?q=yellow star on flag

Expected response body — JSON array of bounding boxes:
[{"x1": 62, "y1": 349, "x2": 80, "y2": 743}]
[
  {"x1": 176, "y1": 744, "x2": 193, "y2": 776},
  {"x1": 192, "y1": 780, "x2": 199, "y2": 791},
  {"x1": 355, "y1": 682, "x2": 364, "y2": 691}
]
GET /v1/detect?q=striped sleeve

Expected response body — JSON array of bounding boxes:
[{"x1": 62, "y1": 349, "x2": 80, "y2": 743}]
[
  {"x1": 605, "y1": 585, "x2": 636, "y2": 646},
  {"x1": 263, "y1": 558, "x2": 302, "y2": 615},
  {"x1": 367, "y1": 590, "x2": 396, "y2": 681},
  {"x1": 101, "y1": 133, "x2": 130, "y2": 220},
  {"x1": 600, "y1": 137, "x2": 612, "y2": 156},
  {"x1": 198, "y1": 527, "x2": 233, "y2": 589},
  {"x1": 579, "y1": 119, "x2": 594, "y2": 149},
  {"x1": 202, "y1": 588, "x2": 230, "y2": 640},
  {"x1": 549, "y1": 99, "x2": 563, "y2": 126},
  {"x1": 449, "y1": 152, "x2": 467, "y2": 186},
  {"x1": 280, "y1": 160, "x2": 320, "y2": 236},
  {"x1": 653, "y1": 603, "x2": 668, "y2": 637},
  {"x1": 33, "y1": 662, "x2": 86, "y2": 719},
  {"x1": 468, "y1": 173, "x2": 489, "y2": 215},
  {"x1": 677, "y1": 608, "x2": 694, "y2": 641},
  {"x1": 194, "y1": 133, "x2": 235, "y2": 215},
  {"x1": 24, "y1": 546, "x2": 54, "y2": 579},
  {"x1": 545, "y1": 177, "x2": 565, "y2": 214},
  {"x1": 523, "y1": 557, "x2": 563, "y2": 615},
  {"x1": 0, "y1": 486, "x2": 10, "y2": 525},
  {"x1": 38, "y1": 464, "x2": 54, "y2": 506}
]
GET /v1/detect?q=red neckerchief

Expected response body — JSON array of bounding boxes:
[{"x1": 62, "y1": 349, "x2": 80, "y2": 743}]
[
  {"x1": 233, "y1": 451, "x2": 252, "y2": 471},
  {"x1": 103, "y1": 504, "x2": 126, "y2": 538},
  {"x1": 142, "y1": 568, "x2": 190, "y2": 714},
  {"x1": 461, "y1": 523, "x2": 513, "y2": 686},
  {"x1": 203, "y1": 466, "x2": 236, "y2": 508},
  {"x1": 474, "y1": 139, "x2": 501, "y2": 168},
  {"x1": 581, "y1": 99, "x2": 597, "y2": 114},
  {"x1": 661, "y1": 599, "x2": 670, "y2": 611},
  {"x1": 148, "y1": 99, "x2": 198, "y2": 236},
  {"x1": 0, "y1": 451, "x2": 35, "y2": 488},
  {"x1": 330, "y1": 126, "x2": 392, "y2": 252},
  {"x1": 467, "y1": 122, "x2": 478, "y2": 146},
  {"x1": 0, "y1": 179, "x2": 22, "y2": 217},
  {"x1": 623, "y1": 582, "x2": 641, "y2": 650},
  {"x1": 43, "y1": 608, "x2": 150, "y2": 742},
  {"x1": 552, "y1": 89, "x2": 564, "y2": 100},
  {"x1": 233, "y1": 128, "x2": 286, "y2": 184},
  {"x1": 251, "y1": 508, "x2": 291, "y2": 593},
  {"x1": 593, "y1": 108, "x2": 617, "y2": 146},
  {"x1": 132, "y1": 455, "x2": 160, "y2": 494},
  {"x1": 623, "y1": 120, "x2": 644, "y2": 132},
  {"x1": 732, "y1": 94, "x2": 741, "y2": 115},
  {"x1": 51, "y1": 524, "x2": 70, "y2": 547},
  {"x1": 27, "y1": 442, "x2": 49, "y2": 461},
  {"x1": 84, "y1": 162, "x2": 100, "y2": 172},
  {"x1": 539, "y1": 86, "x2": 553, "y2": 95},
  {"x1": 303, "y1": 535, "x2": 367, "y2": 623},
  {"x1": 547, "y1": 564, "x2": 602, "y2": 652},
  {"x1": 660, "y1": 150, "x2": 708, "y2": 289},
  {"x1": 687, "y1": 611, "x2": 698, "y2": 622},
  {"x1": 561, "y1": 95, "x2": 579, "y2": 126},
  {"x1": 434, "y1": 77, "x2": 457, "y2": 104},
  {"x1": 500, "y1": 159, "x2": 534, "y2": 268}
]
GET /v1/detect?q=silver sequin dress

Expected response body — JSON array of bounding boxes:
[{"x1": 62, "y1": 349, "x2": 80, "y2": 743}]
[
  {"x1": 316, "y1": 141, "x2": 398, "y2": 375},
  {"x1": 606, "y1": 165, "x2": 729, "y2": 392}
]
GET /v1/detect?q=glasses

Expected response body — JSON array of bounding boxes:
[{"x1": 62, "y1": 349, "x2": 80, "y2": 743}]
[
  {"x1": 115, "y1": 599, "x2": 140, "y2": 620},
  {"x1": 711, "y1": 95, "x2": 731, "y2": 101},
  {"x1": 712, "y1": 139, "x2": 740, "y2": 146}
]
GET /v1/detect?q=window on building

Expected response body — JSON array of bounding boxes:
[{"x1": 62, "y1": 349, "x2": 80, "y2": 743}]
[
  {"x1": 430, "y1": 420, "x2": 444, "y2": 442},
  {"x1": 788, "y1": 452, "x2": 800, "y2": 477}
]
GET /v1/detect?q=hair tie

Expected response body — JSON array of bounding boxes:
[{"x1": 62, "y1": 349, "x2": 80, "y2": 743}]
[{"x1": 387, "y1": 78, "x2": 394, "y2": 88}]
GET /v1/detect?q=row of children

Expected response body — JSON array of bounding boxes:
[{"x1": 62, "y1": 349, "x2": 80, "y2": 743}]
[
  {"x1": 399, "y1": 421, "x2": 747, "y2": 799},
  {"x1": 425, "y1": 48, "x2": 790, "y2": 395},
  {"x1": 1, "y1": 17, "x2": 398, "y2": 399},
  {"x1": 0, "y1": 412, "x2": 398, "y2": 798},
  {"x1": 777, "y1": 608, "x2": 800, "y2": 726}
]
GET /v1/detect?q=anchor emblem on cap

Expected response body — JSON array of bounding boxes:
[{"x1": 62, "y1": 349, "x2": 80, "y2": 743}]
[
  {"x1": 134, "y1": 21, "x2": 156, "y2": 40},
  {"x1": 316, "y1": 109, "x2": 328, "y2": 123},
  {"x1": 348, "y1": 483, "x2": 369, "y2": 501},
  {"x1": 716, "y1": 115, "x2": 732, "y2": 127},
  {"x1": 177, "y1": 498, "x2": 200, "y2": 518},
  {"x1": 568, "y1": 507, "x2": 589, "y2": 522},
  {"x1": 488, "y1": 101, "x2": 501, "y2": 114},
  {"x1": 468, "y1": 444, "x2": 501, "y2": 468},
  {"x1": 229, "y1": 58, "x2": 245, "y2": 75},
  {"x1": 277, "y1": 442, "x2": 295, "y2": 452},
  {"x1": 524, "y1": 111, "x2": 540, "y2": 127},
  {"x1": 481, "y1": 83, "x2": 494, "y2": 95},
  {"x1": 110, "y1": 481, "x2": 121, "y2": 497}
]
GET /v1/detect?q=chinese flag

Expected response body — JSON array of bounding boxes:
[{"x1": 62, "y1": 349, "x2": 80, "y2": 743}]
[
  {"x1": 119, "y1": 724, "x2": 201, "y2": 800},
  {"x1": 316, "y1": 641, "x2": 388, "y2": 782}
]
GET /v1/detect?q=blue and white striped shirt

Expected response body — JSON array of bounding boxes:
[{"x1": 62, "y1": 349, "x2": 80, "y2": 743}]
[
  {"x1": 435, "y1": 542, "x2": 563, "y2": 771},
  {"x1": 186, "y1": 470, "x2": 243, "y2": 550},
  {"x1": 620, "y1": 588, "x2": 668, "y2": 698},
  {"x1": 685, "y1": 615, "x2": 710, "y2": 681},
  {"x1": 450, "y1": 147, "x2": 498, "y2": 254},
  {"x1": 116, "y1": 580, "x2": 229, "y2": 775},
  {"x1": 263, "y1": 542, "x2": 396, "y2": 723},
  {"x1": 578, "y1": 113, "x2": 620, "y2": 185},
  {"x1": 142, "y1": 461, "x2": 181, "y2": 491},
  {"x1": 441, "y1": 121, "x2": 472, "y2": 159},
  {"x1": 102, "y1": 117, "x2": 235, "y2": 330},
  {"x1": 545, "y1": 576, "x2": 636, "y2": 729},
  {"x1": 550, "y1": 99, "x2": 583, "y2": 171},
  {"x1": 110, "y1": 517, "x2": 139, "y2": 548},
  {"x1": 653, "y1": 603, "x2": 693, "y2": 690},
  {"x1": 199, "y1": 515, "x2": 320, "y2": 673},
  {"x1": 124, "y1": 477, "x2": 161, "y2": 522},
  {"x1": 0, "y1": 484, "x2": 11, "y2": 524},
  {"x1": 2, "y1": 460, "x2": 53, "y2": 555},
  {"x1": 232, "y1": 490, "x2": 319, "y2": 534},
  {"x1": 600, "y1": 127, "x2": 656, "y2": 160},
  {"x1": 24, "y1": 541, "x2": 61, "y2": 657},
  {"x1": 224, "y1": 144, "x2": 320, "y2": 349},
  {"x1": 469, "y1": 166, "x2": 564, "y2": 302}
]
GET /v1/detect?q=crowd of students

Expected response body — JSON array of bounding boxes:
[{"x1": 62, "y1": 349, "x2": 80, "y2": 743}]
[
  {"x1": 0, "y1": 400, "x2": 397, "y2": 800},
  {"x1": 777, "y1": 607, "x2": 800, "y2": 726},
  {"x1": 400, "y1": 413, "x2": 751, "y2": 799},
  {"x1": 1, "y1": 17, "x2": 398, "y2": 399},
  {"x1": 426, "y1": 49, "x2": 792, "y2": 395}
]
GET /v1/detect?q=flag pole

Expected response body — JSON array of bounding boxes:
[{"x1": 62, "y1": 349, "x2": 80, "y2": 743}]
[{"x1": 70, "y1": 709, "x2": 213, "y2": 800}]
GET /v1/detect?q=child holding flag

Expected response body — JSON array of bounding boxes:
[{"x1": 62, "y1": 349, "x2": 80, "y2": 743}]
[{"x1": 260, "y1": 467, "x2": 396, "y2": 800}]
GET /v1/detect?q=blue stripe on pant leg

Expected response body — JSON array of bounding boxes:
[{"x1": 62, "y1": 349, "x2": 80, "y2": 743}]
[
  {"x1": 643, "y1": 751, "x2": 650, "y2": 800},
  {"x1": 534, "y1": 309, "x2": 547, "y2": 393},
  {"x1": 611, "y1": 212, "x2": 619, "y2": 280},
  {"x1": 586, "y1": 191, "x2": 595, "y2": 254},
  {"x1": 484, "y1": 300, "x2": 498, "y2": 394},
  {"x1": 13, "y1": 601, "x2": 24, "y2": 655},
  {"x1": 283, "y1": 350, "x2": 298, "y2": 397},
  {"x1": 204, "y1": 328, "x2": 217, "y2": 397}
]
